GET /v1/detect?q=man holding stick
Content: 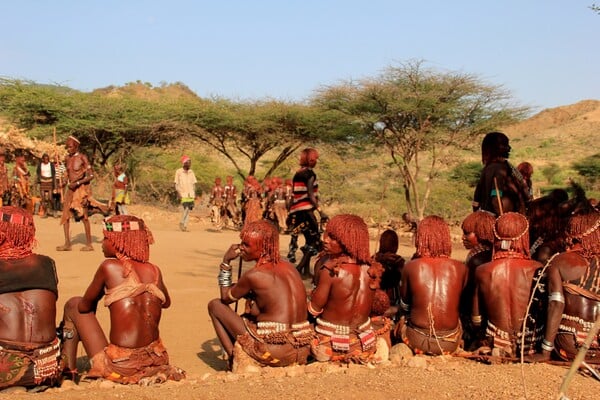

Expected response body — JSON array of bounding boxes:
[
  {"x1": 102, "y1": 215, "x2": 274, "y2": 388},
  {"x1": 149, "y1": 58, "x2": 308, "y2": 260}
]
[{"x1": 207, "y1": 220, "x2": 313, "y2": 370}]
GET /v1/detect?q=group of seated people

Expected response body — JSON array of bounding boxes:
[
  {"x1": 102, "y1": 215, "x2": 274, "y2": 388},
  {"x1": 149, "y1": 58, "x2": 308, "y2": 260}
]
[
  {"x1": 0, "y1": 206, "x2": 184, "y2": 392},
  {"x1": 209, "y1": 184, "x2": 600, "y2": 372}
]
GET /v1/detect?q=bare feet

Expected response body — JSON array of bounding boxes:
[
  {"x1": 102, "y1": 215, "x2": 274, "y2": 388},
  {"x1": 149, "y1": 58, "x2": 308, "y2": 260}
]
[
  {"x1": 80, "y1": 245, "x2": 94, "y2": 251},
  {"x1": 56, "y1": 244, "x2": 72, "y2": 251}
]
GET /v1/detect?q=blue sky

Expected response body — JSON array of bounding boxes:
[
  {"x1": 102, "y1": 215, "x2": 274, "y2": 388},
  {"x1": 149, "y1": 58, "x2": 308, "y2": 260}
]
[{"x1": 2, "y1": 1, "x2": 598, "y2": 113}]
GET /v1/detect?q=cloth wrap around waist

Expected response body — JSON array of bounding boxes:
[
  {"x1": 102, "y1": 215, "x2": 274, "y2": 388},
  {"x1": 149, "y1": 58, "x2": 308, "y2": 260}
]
[
  {"x1": 311, "y1": 316, "x2": 391, "y2": 363},
  {"x1": 400, "y1": 319, "x2": 462, "y2": 355},
  {"x1": 87, "y1": 338, "x2": 185, "y2": 384},
  {"x1": 236, "y1": 318, "x2": 314, "y2": 367}
]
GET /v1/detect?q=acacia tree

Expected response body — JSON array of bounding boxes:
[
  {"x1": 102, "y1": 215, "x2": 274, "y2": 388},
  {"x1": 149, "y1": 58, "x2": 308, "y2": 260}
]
[
  {"x1": 181, "y1": 98, "x2": 330, "y2": 180},
  {"x1": 0, "y1": 79, "x2": 181, "y2": 166},
  {"x1": 313, "y1": 60, "x2": 528, "y2": 220}
]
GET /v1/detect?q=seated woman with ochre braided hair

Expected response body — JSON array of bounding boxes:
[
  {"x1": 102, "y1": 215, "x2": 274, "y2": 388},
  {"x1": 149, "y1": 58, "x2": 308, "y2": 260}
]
[
  {"x1": 473, "y1": 212, "x2": 545, "y2": 358},
  {"x1": 61, "y1": 214, "x2": 185, "y2": 384},
  {"x1": 309, "y1": 214, "x2": 392, "y2": 364},
  {"x1": 395, "y1": 215, "x2": 468, "y2": 355},
  {"x1": 207, "y1": 220, "x2": 313, "y2": 371},
  {"x1": 0, "y1": 206, "x2": 63, "y2": 391}
]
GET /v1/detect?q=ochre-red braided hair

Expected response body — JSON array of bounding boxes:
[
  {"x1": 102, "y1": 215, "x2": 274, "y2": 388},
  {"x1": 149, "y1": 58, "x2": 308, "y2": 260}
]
[
  {"x1": 0, "y1": 206, "x2": 36, "y2": 259},
  {"x1": 567, "y1": 211, "x2": 600, "y2": 257},
  {"x1": 461, "y1": 211, "x2": 495, "y2": 245},
  {"x1": 493, "y1": 212, "x2": 530, "y2": 257},
  {"x1": 103, "y1": 215, "x2": 153, "y2": 263},
  {"x1": 241, "y1": 220, "x2": 280, "y2": 264},
  {"x1": 326, "y1": 214, "x2": 371, "y2": 264},
  {"x1": 415, "y1": 215, "x2": 452, "y2": 258}
]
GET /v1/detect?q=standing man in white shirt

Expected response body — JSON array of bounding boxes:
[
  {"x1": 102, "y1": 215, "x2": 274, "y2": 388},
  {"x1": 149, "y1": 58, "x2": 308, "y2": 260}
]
[{"x1": 174, "y1": 155, "x2": 197, "y2": 232}]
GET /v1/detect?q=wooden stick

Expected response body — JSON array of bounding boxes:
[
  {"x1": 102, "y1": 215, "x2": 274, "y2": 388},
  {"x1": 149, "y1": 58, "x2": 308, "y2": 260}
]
[
  {"x1": 234, "y1": 257, "x2": 243, "y2": 313},
  {"x1": 493, "y1": 177, "x2": 503, "y2": 215}
]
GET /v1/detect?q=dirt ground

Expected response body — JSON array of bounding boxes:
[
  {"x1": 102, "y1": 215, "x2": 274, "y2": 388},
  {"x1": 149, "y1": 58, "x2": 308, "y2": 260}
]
[{"x1": 3, "y1": 204, "x2": 599, "y2": 400}]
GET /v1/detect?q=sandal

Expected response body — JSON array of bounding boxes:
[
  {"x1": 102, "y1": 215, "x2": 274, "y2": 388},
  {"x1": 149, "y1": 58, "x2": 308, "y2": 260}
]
[
  {"x1": 56, "y1": 245, "x2": 72, "y2": 251},
  {"x1": 80, "y1": 245, "x2": 94, "y2": 252}
]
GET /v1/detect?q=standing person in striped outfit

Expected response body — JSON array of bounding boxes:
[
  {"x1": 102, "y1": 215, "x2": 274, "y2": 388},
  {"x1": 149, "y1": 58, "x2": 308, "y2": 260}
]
[{"x1": 286, "y1": 148, "x2": 327, "y2": 276}]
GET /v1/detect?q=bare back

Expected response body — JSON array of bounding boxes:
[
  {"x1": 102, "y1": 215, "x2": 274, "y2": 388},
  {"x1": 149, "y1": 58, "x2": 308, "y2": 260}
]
[
  {"x1": 243, "y1": 260, "x2": 307, "y2": 324},
  {"x1": 313, "y1": 262, "x2": 373, "y2": 327},
  {"x1": 403, "y1": 257, "x2": 467, "y2": 331},
  {"x1": 92, "y1": 259, "x2": 169, "y2": 348},
  {"x1": 475, "y1": 258, "x2": 542, "y2": 333},
  {"x1": 0, "y1": 290, "x2": 57, "y2": 344}
]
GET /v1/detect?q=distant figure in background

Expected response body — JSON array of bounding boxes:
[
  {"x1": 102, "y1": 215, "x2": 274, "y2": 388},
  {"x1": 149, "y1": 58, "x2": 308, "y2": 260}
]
[
  {"x1": 0, "y1": 152, "x2": 11, "y2": 206},
  {"x1": 12, "y1": 153, "x2": 31, "y2": 210},
  {"x1": 472, "y1": 132, "x2": 531, "y2": 215},
  {"x1": 0, "y1": 206, "x2": 62, "y2": 390},
  {"x1": 223, "y1": 175, "x2": 241, "y2": 228},
  {"x1": 517, "y1": 161, "x2": 534, "y2": 199},
  {"x1": 36, "y1": 153, "x2": 57, "y2": 218},
  {"x1": 242, "y1": 175, "x2": 262, "y2": 228},
  {"x1": 57, "y1": 136, "x2": 108, "y2": 252},
  {"x1": 395, "y1": 215, "x2": 467, "y2": 355},
  {"x1": 110, "y1": 164, "x2": 130, "y2": 215},
  {"x1": 286, "y1": 148, "x2": 327, "y2": 275},
  {"x1": 52, "y1": 155, "x2": 66, "y2": 216},
  {"x1": 174, "y1": 155, "x2": 196, "y2": 232},
  {"x1": 209, "y1": 177, "x2": 225, "y2": 229},
  {"x1": 61, "y1": 214, "x2": 185, "y2": 384}
]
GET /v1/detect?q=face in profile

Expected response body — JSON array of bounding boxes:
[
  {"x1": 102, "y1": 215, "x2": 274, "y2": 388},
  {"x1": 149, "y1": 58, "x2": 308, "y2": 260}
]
[
  {"x1": 322, "y1": 231, "x2": 343, "y2": 256},
  {"x1": 240, "y1": 232, "x2": 262, "y2": 261}
]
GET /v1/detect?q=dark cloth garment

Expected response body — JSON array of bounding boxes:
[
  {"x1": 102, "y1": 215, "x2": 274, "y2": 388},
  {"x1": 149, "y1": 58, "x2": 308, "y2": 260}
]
[
  {"x1": 0, "y1": 338, "x2": 62, "y2": 389},
  {"x1": 0, "y1": 255, "x2": 58, "y2": 296}
]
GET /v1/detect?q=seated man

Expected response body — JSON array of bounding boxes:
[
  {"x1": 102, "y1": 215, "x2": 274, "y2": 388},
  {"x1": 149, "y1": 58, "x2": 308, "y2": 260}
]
[
  {"x1": 473, "y1": 212, "x2": 545, "y2": 358},
  {"x1": 395, "y1": 215, "x2": 468, "y2": 355},
  {"x1": 0, "y1": 206, "x2": 62, "y2": 390},
  {"x1": 533, "y1": 208, "x2": 600, "y2": 362},
  {"x1": 61, "y1": 215, "x2": 184, "y2": 384},
  {"x1": 309, "y1": 214, "x2": 391, "y2": 363},
  {"x1": 207, "y1": 220, "x2": 313, "y2": 370}
]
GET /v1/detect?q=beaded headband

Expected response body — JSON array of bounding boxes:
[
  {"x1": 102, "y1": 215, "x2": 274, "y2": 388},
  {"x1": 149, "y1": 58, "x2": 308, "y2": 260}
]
[
  {"x1": 580, "y1": 212, "x2": 600, "y2": 238},
  {"x1": 493, "y1": 217, "x2": 529, "y2": 250},
  {"x1": 67, "y1": 135, "x2": 80, "y2": 144},
  {"x1": 102, "y1": 220, "x2": 143, "y2": 232},
  {"x1": 0, "y1": 212, "x2": 32, "y2": 225}
]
